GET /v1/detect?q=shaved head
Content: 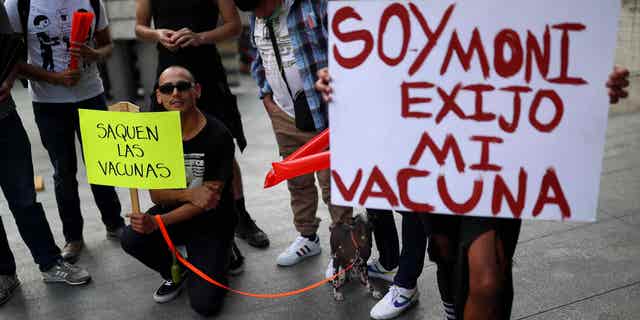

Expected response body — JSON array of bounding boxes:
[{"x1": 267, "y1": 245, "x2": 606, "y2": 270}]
[{"x1": 158, "y1": 66, "x2": 195, "y2": 85}]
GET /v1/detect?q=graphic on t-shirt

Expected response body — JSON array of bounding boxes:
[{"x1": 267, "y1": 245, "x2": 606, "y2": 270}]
[
  {"x1": 33, "y1": 14, "x2": 60, "y2": 71},
  {"x1": 184, "y1": 153, "x2": 205, "y2": 189},
  {"x1": 58, "y1": 8, "x2": 72, "y2": 51},
  {"x1": 254, "y1": 8, "x2": 305, "y2": 116}
]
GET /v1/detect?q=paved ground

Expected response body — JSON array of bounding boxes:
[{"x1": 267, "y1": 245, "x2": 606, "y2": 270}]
[{"x1": 1, "y1": 76, "x2": 639, "y2": 320}]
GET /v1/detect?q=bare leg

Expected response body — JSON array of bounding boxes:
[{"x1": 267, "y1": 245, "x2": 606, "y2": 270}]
[{"x1": 464, "y1": 231, "x2": 508, "y2": 320}]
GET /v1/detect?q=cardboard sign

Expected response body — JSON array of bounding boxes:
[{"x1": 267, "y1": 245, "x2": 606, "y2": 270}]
[
  {"x1": 328, "y1": 0, "x2": 621, "y2": 221},
  {"x1": 79, "y1": 109, "x2": 186, "y2": 190}
]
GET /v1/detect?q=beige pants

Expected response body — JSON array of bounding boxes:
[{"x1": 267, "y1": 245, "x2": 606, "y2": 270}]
[{"x1": 268, "y1": 107, "x2": 352, "y2": 235}]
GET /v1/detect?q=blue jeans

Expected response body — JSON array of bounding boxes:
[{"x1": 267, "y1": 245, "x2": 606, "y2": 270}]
[
  {"x1": 0, "y1": 110, "x2": 61, "y2": 273},
  {"x1": 32, "y1": 94, "x2": 124, "y2": 242}
]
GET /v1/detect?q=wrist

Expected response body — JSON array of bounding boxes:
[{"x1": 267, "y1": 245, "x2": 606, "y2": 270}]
[
  {"x1": 154, "y1": 29, "x2": 164, "y2": 42},
  {"x1": 181, "y1": 189, "x2": 194, "y2": 204},
  {"x1": 152, "y1": 215, "x2": 161, "y2": 230},
  {"x1": 48, "y1": 72, "x2": 61, "y2": 85},
  {"x1": 196, "y1": 32, "x2": 206, "y2": 46}
]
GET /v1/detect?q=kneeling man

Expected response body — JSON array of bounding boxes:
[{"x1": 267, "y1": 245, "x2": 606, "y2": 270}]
[{"x1": 121, "y1": 66, "x2": 237, "y2": 316}]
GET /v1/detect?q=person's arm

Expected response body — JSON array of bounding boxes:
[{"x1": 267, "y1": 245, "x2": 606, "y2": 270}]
[
  {"x1": 250, "y1": 26, "x2": 274, "y2": 98},
  {"x1": 131, "y1": 180, "x2": 224, "y2": 234},
  {"x1": 69, "y1": 26, "x2": 113, "y2": 63},
  {"x1": 250, "y1": 44, "x2": 279, "y2": 112},
  {"x1": 18, "y1": 63, "x2": 81, "y2": 86},
  {"x1": 149, "y1": 181, "x2": 222, "y2": 210},
  {"x1": 171, "y1": 0, "x2": 242, "y2": 48},
  {"x1": 0, "y1": 65, "x2": 18, "y2": 102},
  {"x1": 128, "y1": 202, "x2": 210, "y2": 234},
  {"x1": 135, "y1": 0, "x2": 177, "y2": 51}
]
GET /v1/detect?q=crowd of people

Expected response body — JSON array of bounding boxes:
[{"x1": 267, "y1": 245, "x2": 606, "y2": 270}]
[{"x1": 0, "y1": 0, "x2": 632, "y2": 319}]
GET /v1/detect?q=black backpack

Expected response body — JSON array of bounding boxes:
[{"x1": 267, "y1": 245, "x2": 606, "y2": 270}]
[{"x1": 17, "y1": 0, "x2": 101, "y2": 86}]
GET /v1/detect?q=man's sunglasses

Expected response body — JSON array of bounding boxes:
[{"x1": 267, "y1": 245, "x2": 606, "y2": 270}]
[{"x1": 158, "y1": 81, "x2": 194, "y2": 94}]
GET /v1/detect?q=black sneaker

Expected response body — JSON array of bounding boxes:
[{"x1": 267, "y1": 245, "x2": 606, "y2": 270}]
[
  {"x1": 235, "y1": 217, "x2": 270, "y2": 248},
  {"x1": 152, "y1": 279, "x2": 184, "y2": 303},
  {"x1": 229, "y1": 242, "x2": 245, "y2": 276}
]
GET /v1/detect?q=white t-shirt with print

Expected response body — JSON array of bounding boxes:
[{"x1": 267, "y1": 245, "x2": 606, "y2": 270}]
[
  {"x1": 254, "y1": 1, "x2": 304, "y2": 117},
  {"x1": 5, "y1": 0, "x2": 108, "y2": 103}
]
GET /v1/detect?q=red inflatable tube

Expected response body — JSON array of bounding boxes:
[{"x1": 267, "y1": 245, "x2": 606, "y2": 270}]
[
  {"x1": 69, "y1": 11, "x2": 94, "y2": 70},
  {"x1": 284, "y1": 129, "x2": 329, "y2": 162},
  {"x1": 264, "y1": 151, "x2": 330, "y2": 188}
]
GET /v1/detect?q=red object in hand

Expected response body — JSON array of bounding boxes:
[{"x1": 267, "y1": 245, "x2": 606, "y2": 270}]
[
  {"x1": 264, "y1": 129, "x2": 331, "y2": 188},
  {"x1": 284, "y1": 129, "x2": 329, "y2": 162},
  {"x1": 69, "y1": 11, "x2": 95, "y2": 70},
  {"x1": 264, "y1": 151, "x2": 330, "y2": 188}
]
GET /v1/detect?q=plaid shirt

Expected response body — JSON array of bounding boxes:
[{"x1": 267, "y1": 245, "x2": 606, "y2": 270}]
[{"x1": 250, "y1": 0, "x2": 329, "y2": 131}]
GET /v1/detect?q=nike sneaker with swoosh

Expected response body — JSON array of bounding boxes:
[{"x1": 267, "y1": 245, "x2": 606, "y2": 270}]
[{"x1": 370, "y1": 285, "x2": 419, "y2": 320}]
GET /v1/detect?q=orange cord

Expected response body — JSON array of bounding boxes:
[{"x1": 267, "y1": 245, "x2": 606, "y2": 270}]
[{"x1": 154, "y1": 215, "x2": 352, "y2": 299}]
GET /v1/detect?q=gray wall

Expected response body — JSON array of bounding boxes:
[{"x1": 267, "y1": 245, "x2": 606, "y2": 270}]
[{"x1": 617, "y1": 0, "x2": 640, "y2": 76}]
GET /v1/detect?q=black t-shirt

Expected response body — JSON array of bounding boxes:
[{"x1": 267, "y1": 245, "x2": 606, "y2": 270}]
[
  {"x1": 150, "y1": 0, "x2": 225, "y2": 82},
  {"x1": 177, "y1": 115, "x2": 237, "y2": 237},
  {"x1": 148, "y1": 0, "x2": 247, "y2": 152}
]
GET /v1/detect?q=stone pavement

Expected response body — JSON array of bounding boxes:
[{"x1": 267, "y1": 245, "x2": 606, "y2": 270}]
[{"x1": 0, "y1": 76, "x2": 638, "y2": 320}]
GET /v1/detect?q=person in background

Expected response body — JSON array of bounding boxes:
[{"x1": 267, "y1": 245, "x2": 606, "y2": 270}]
[
  {"x1": 0, "y1": 2, "x2": 91, "y2": 307},
  {"x1": 5, "y1": 0, "x2": 125, "y2": 262},
  {"x1": 135, "y1": 0, "x2": 270, "y2": 250},
  {"x1": 103, "y1": 0, "x2": 157, "y2": 103}
]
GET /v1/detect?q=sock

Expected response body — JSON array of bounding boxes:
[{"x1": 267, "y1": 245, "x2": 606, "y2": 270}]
[
  {"x1": 302, "y1": 233, "x2": 318, "y2": 242},
  {"x1": 442, "y1": 301, "x2": 456, "y2": 320}
]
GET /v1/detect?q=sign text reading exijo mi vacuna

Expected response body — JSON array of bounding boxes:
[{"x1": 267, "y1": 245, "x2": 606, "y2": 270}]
[{"x1": 328, "y1": 0, "x2": 621, "y2": 221}]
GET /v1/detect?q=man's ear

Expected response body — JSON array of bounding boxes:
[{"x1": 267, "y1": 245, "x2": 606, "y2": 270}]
[{"x1": 155, "y1": 90, "x2": 162, "y2": 105}]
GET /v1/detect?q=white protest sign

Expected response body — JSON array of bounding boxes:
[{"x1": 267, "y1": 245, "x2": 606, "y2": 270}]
[{"x1": 328, "y1": 0, "x2": 620, "y2": 221}]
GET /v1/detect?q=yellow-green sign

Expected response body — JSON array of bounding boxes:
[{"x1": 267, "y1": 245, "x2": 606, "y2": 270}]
[{"x1": 79, "y1": 109, "x2": 186, "y2": 189}]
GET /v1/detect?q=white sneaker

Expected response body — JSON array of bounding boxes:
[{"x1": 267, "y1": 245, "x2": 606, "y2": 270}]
[
  {"x1": 367, "y1": 259, "x2": 397, "y2": 282},
  {"x1": 370, "y1": 285, "x2": 419, "y2": 320},
  {"x1": 276, "y1": 235, "x2": 321, "y2": 266}
]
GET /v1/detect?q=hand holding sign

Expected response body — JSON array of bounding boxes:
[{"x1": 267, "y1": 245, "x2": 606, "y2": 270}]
[
  {"x1": 607, "y1": 65, "x2": 630, "y2": 104},
  {"x1": 127, "y1": 211, "x2": 158, "y2": 234}
]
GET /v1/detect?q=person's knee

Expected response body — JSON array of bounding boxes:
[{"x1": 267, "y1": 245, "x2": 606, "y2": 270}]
[
  {"x1": 190, "y1": 297, "x2": 224, "y2": 317},
  {"x1": 469, "y1": 266, "x2": 503, "y2": 302},
  {"x1": 120, "y1": 226, "x2": 142, "y2": 255}
]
